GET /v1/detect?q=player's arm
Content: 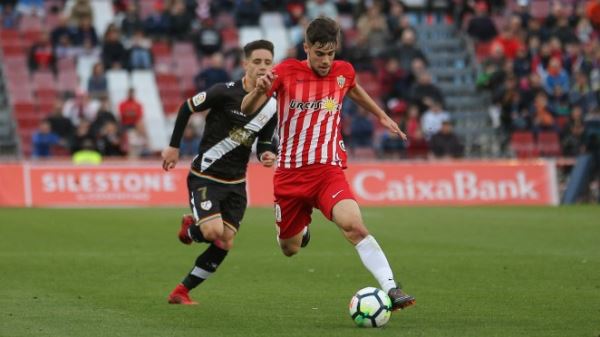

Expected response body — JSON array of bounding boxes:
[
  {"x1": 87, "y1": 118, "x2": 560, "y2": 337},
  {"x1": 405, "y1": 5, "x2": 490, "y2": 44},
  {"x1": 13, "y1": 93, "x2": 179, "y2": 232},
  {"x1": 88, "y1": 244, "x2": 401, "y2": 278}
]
[
  {"x1": 347, "y1": 84, "x2": 408, "y2": 141},
  {"x1": 256, "y1": 113, "x2": 278, "y2": 167},
  {"x1": 161, "y1": 87, "x2": 219, "y2": 171},
  {"x1": 241, "y1": 72, "x2": 274, "y2": 115}
]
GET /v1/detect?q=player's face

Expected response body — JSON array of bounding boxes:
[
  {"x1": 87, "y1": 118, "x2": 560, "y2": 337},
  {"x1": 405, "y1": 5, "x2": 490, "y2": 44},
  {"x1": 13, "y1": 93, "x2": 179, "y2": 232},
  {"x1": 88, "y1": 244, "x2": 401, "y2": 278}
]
[
  {"x1": 305, "y1": 42, "x2": 336, "y2": 77},
  {"x1": 244, "y1": 49, "x2": 273, "y2": 82}
]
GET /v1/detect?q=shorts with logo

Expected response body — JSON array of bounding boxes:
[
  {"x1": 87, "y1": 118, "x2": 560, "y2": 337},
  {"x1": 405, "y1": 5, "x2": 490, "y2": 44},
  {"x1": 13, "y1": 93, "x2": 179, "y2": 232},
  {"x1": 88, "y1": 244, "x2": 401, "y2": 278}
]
[
  {"x1": 273, "y1": 164, "x2": 355, "y2": 239},
  {"x1": 187, "y1": 173, "x2": 247, "y2": 232}
]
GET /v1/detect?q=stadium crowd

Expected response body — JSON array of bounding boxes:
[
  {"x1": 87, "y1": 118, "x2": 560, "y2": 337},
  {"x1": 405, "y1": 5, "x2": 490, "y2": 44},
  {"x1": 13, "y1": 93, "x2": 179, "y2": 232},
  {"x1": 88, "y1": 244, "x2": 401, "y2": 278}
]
[{"x1": 0, "y1": 0, "x2": 599, "y2": 161}]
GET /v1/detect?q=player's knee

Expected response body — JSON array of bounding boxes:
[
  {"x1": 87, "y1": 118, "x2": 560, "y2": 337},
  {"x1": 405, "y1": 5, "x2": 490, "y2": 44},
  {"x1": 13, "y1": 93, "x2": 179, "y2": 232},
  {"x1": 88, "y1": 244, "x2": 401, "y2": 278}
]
[
  {"x1": 280, "y1": 243, "x2": 300, "y2": 257},
  {"x1": 341, "y1": 222, "x2": 368, "y2": 244},
  {"x1": 215, "y1": 238, "x2": 234, "y2": 250},
  {"x1": 201, "y1": 226, "x2": 223, "y2": 242}
]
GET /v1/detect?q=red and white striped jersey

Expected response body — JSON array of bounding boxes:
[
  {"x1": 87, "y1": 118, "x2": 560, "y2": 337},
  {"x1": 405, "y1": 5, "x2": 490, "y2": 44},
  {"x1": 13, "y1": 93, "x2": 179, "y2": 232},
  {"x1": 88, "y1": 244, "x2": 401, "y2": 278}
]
[{"x1": 267, "y1": 59, "x2": 356, "y2": 169}]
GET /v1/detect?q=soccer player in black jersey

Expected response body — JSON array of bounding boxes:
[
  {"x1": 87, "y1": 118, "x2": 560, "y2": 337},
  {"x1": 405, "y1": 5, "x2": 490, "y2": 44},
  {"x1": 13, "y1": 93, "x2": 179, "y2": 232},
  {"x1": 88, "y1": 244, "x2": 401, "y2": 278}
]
[{"x1": 161, "y1": 40, "x2": 277, "y2": 305}]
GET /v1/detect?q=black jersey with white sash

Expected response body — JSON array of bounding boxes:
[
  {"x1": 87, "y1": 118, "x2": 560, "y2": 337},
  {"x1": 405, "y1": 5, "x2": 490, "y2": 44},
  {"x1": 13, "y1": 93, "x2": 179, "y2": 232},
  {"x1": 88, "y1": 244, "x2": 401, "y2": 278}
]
[{"x1": 186, "y1": 80, "x2": 277, "y2": 181}]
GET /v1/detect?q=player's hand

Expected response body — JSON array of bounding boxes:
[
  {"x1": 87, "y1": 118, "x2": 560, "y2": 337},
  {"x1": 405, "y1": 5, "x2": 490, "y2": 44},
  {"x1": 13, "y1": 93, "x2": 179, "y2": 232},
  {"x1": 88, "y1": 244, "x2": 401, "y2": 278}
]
[
  {"x1": 255, "y1": 72, "x2": 274, "y2": 94},
  {"x1": 259, "y1": 151, "x2": 276, "y2": 167},
  {"x1": 161, "y1": 146, "x2": 180, "y2": 171},
  {"x1": 380, "y1": 115, "x2": 407, "y2": 141}
]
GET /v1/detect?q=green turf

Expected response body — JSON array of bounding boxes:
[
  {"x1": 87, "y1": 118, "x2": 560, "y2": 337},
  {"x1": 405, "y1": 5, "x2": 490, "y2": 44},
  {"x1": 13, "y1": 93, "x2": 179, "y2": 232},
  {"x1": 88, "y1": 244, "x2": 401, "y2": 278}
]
[{"x1": 1, "y1": 206, "x2": 599, "y2": 337}]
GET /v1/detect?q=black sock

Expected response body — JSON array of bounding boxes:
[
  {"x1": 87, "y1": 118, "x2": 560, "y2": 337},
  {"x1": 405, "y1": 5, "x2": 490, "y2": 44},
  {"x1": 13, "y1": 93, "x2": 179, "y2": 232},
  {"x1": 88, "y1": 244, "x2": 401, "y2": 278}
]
[
  {"x1": 188, "y1": 223, "x2": 207, "y2": 243},
  {"x1": 182, "y1": 243, "x2": 229, "y2": 290}
]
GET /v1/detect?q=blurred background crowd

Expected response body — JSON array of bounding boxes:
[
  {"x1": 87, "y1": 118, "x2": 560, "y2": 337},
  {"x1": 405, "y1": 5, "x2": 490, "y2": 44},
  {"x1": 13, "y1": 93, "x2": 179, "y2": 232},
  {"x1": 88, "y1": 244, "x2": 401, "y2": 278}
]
[{"x1": 0, "y1": 0, "x2": 598, "y2": 163}]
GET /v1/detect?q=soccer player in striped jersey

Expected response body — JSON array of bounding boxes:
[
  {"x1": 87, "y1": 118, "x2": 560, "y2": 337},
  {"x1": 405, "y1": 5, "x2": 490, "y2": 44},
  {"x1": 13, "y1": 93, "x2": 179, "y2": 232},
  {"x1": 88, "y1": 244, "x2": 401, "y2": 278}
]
[
  {"x1": 241, "y1": 17, "x2": 415, "y2": 311},
  {"x1": 161, "y1": 40, "x2": 277, "y2": 305}
]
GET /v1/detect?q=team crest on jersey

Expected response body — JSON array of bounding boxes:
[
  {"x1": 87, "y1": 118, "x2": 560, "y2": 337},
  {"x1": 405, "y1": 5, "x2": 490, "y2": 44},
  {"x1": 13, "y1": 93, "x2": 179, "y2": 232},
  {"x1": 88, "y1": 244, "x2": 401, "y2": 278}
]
[
  {"x1": 192, "y1": 92, "x2": 206, "y2": 107},
  {"x1": 200, "y1": 200, "x2": 212, "y2": 211},
  {"x1": 336, "y1": 75, "x2": 345, "y2": 88}
]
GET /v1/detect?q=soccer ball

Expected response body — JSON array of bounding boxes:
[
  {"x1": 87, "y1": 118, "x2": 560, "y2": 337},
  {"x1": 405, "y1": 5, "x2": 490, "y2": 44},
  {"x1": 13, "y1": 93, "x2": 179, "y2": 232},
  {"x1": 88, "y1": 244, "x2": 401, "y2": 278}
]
[{"x1": 348, "y1": 287, "x2": 392, "y2": 328}]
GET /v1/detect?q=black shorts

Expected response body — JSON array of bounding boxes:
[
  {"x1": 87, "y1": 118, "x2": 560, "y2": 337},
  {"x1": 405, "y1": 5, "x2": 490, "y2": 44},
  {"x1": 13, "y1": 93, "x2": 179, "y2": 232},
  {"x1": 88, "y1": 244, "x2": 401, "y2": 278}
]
[{"x1": 187, "y1": 173, "x2": 247, "y2": 231}]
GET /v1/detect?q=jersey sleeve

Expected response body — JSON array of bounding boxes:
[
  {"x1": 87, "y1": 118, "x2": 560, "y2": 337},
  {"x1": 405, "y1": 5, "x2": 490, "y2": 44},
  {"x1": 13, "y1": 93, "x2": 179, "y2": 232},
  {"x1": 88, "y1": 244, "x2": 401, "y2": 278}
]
[
  {"x1": 186, "y1": 83, "x2": 224, "y2": 113},
  {"x1": 265, "y1": 63, "x2": 285, "y2": 98},
  {"x1": 345, "y1": 62, "x2": 357, "y2": 89}
]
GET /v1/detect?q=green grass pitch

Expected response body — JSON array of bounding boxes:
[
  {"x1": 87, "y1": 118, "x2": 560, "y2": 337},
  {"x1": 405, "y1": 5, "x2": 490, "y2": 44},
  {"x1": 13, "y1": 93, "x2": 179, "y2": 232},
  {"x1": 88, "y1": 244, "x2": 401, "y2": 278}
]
[{"x1": 1, "y1": 206, "x2": 599, "y2": 337}]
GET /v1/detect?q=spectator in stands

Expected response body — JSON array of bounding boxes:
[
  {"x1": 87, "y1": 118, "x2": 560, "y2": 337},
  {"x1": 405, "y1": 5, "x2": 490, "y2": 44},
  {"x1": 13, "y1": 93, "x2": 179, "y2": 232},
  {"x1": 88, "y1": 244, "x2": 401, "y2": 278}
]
[
  {"x1": 305, "y1": 0, "x2": 338, "y2": 21},
  {"x1": 194, "y1": 52, "x2": 230, "y2": 92},
  {"x1": 349, "y1": 108, "x2": 374, "y2": 148},
  {"x1": 234, "y1": 0, "x2": 262, "y2": 26},
  {"x1": 126, "y1": 122, "x2": 150, "y2": 158},
  {"x1": 28, "y1": 32, "x2": 56, "y2": 73},
  {"x1": 96, "y1": 121, "x2": 125, "y2": 156},
  {"x1": 570, "y1": 71, "x2": 598, "y2": 114},
  {"x1": 54, "y1": 34, "x2": 78, "y2": 60},
  {"x1": 381, "y1": 57, "x2": 409, "y2": 103},
  {"x1": 144, "y1": 1, "x2": 169, "y2": 38},
  {"x1": 46, "y1": 99, "x2": 74, "y2": 142},
  {"x1": 87, "y1": 62, "x2": 108, "y2": 99},
  {"x1": 429, "y1": 120, "x2": 464, "y2": 159},
  {"x1": 50, "y1": 15, "x2": 75, "y2": 47},
  {"x1": 551, "y1": 14, "x2": 578, "y2": 45},
  {"x1": 70, "y1": 0, "x2": 93, "y2": 26},
  {"x1": 72, "y1": 16, "x2": 98, "y2": 47},
  {"x1": 63, "y1": 90, "x2": 100, "y2": 125},
  {"x1": 356, "y1": 2, "x2": 389, "y2": 57},
  {"x1": 531, "y1": 91, "x2": 558, "y2": 134},
  {"x1": 410, "y1": 72, "x2": 445, "y2": 112},
  {"x1": 492, "y1": 26, "x2": 524, "y2": 60},
  {"x1": 179, "y1": 125, "x2": 201, "y2": 157},
  {"x1": 421, "y1": 100, "x2": 450, "y2": 140},
  {"x1": 167, "y1": 0, "x2": 192, "y2": 40},
  {"x1": 402, "y1": 104, "x2": 422, "y2": 140},
  {"x1": 32, "y1": 120, "x2": 61, "y2": 158},
  {"x1": 102, "y1": 25, "x2": 128, "y2": 70},
  {"x1": 466, "y1": 1, "x2": 498, "y2": 43},
  {"x1": 588, "y1": 0, "x2": 600, "y2": 29},
  {"x1": 561, "y1": 106, "x2": 586, "y2": 156},
  {"x1": 541, "y1": 57, "x2": 570, "y2": 95},
  {"x1": 70, "y1": 120, "x2": 94, "y2": 153},
  {"x1": 513, "y1": 45, "x2": 532, "y2": 78},
  {"x1": 0, "y1": 2, "x2": 20, "y2": 29},
  {"x1": 386, "y1": 0, "x2": 408, "y2": 43},
  {"x1": 127, "y1": 30, "x2": 153, "y2": 70},
  {"x1": 194, "y1": 18, "x2": 222, "y2": 57},
  {"x1": 118, "y1": 88, "x2": 143, "y2": 129},
  {"x1": 72, "y1": 138, "x2": 102, "y2": 164},
  {"x1": 120, "y1": 2, "x2": 143, "y2": 39},
  {"x1": 90, "y1": 96, "x2": 118, "y2": 138},
  {"x1": 513, "y1": 0, "x2": 531, "y2": 29},
  {"x1": 385, "y1": 29, "x2": 428, "y2": 74}
]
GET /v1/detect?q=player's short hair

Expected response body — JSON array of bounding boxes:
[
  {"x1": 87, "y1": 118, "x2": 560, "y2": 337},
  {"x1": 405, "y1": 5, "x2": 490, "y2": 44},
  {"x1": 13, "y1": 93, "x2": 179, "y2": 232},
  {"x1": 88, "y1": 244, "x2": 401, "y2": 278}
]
[
  {"x1": 305, "y1": 16, "x2": 340, "y2": 47},
  {"x1": 243, "y1": 40, "x2": 274, "y2": 58}
]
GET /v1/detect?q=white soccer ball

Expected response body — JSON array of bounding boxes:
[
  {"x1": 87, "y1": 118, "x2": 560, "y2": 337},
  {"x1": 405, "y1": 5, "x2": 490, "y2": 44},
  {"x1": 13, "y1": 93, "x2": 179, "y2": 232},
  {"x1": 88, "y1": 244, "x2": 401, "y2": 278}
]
[{"x1": 348, "y1": 287, "x2": 392, "y2": 328}]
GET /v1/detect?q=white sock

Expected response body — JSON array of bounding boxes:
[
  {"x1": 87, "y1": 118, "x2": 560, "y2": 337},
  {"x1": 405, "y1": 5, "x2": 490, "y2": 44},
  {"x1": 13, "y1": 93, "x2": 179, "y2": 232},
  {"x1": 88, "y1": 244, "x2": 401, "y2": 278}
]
[{"x1": 355, "y1": 235, "x2": 397, "y2": 293}]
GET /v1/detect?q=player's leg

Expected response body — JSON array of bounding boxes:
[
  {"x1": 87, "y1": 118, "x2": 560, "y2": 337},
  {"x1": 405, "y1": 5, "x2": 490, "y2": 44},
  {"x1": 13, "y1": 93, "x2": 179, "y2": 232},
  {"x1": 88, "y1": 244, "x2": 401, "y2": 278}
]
[
  {"x1": 317, "y1": 168, "x2": 415, "y2": 310},
  {"x1": 274, "y1": 199, "x2": 312, "y2": 257},
  {"x1": 179, "y1": 175, "x2": 227, "y2": 243},
  {"x1": 168, "y1": 227, "x2": 235, "y2": 305}
]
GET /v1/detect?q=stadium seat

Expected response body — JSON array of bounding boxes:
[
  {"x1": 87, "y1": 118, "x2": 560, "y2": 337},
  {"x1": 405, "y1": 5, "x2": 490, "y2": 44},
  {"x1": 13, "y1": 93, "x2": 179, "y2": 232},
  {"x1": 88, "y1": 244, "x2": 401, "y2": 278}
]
[
  {"x1": 537, "y1": 131, "x2": 561, "y2": 157},
  {"x1": 221, "y1": 27, "x2": 240, "y2": 51},
  {"x1": 530, "y1": 0, "x2": 550, "y2": 19},
  {"x1": 32, "y1": 71, "x2": 56, "y2": 91},
  {"x1": 12, "y1": 101, "x2": 37, "y2": 115},
  {"x1": 239, "y1": 26, "x2": 263, "y2": 49},
  {"x1": 510, "y1": 131, "x2": 539, "y2": 158}
]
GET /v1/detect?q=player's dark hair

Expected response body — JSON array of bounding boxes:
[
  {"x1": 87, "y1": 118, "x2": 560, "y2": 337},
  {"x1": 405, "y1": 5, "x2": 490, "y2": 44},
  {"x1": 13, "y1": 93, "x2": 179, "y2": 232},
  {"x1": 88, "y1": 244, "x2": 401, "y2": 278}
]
[
  {"x1": 243, "y1": 40, "x2": 274, "y2": 58},
  {"x1": 305, "y1": 16, "x2": 340, "y2": 47}
]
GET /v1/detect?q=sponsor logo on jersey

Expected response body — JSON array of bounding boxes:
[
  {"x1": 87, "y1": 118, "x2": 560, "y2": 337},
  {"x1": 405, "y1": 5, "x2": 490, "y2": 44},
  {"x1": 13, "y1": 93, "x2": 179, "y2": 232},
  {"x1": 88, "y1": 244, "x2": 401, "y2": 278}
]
[
  {"x1": 229, "y1": 127, "x2": 255, "y2": 147},
  {"x1": 192, "y1": 92, "x2": 206, "y2": 107},
  {"x1": 200, "y1": 200, "x2": 212, "y2": 210},
  {"x1": 229, "y1": 109, "x2": 245, "y2": 117},
  {"x1": 289, "y1": 97, "x2": 340, "y2": 113},
  {"x1": 337, "y1": 75, "x2": 345, "y2": 88}
]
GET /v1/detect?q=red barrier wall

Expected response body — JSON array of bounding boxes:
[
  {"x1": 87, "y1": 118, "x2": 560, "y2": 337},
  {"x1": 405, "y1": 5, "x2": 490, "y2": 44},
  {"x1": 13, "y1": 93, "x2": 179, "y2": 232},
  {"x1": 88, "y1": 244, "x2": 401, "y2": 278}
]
[{"x1": 0, "y1": 160, "x2": 558, "y2": 207}]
